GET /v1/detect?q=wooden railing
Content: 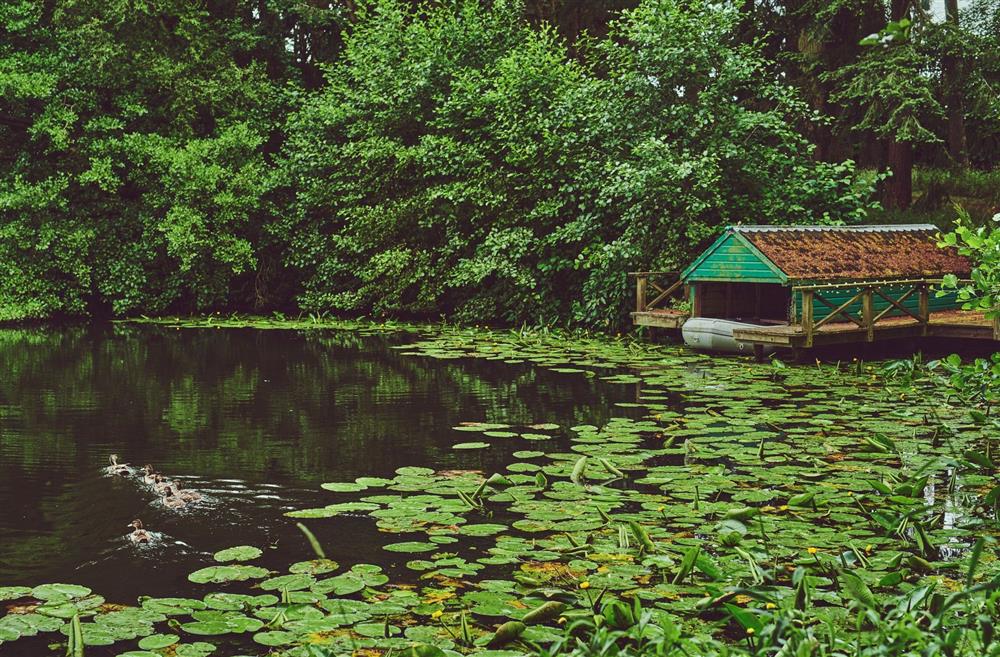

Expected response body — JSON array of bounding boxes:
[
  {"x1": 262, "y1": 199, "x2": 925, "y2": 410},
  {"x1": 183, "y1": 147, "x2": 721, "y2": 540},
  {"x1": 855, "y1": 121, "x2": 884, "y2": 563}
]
[
  {"x1": 793, "y1": 278, "x2": 963, "y2": 347},
  {"x1": 629, "y1": 271, "x2": 684, "y2": 313}
]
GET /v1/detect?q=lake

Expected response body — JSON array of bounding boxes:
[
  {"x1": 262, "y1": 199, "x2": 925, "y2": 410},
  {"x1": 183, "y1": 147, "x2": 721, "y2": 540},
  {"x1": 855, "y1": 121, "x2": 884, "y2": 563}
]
[
  {"x1": 0, "y1": 321, "x2": 990, "y2": 657},
  {"x1": 0, "y1": 325, "x2": 630, "y2": 605}
]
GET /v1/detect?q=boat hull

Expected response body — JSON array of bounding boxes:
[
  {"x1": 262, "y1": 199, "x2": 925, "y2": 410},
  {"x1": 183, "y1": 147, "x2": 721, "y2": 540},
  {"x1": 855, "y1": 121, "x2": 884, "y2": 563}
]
[{"x1": 681, "y1": 317, "x2": 777, "y2": 355}]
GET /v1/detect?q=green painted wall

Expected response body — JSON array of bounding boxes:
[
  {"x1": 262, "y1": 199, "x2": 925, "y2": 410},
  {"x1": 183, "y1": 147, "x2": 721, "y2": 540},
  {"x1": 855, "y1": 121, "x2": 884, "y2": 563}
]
[
  {"x1": 793, "y1": 285, "x2": 961, "y2": 323},
  {"x1": 685, "y1": 234, "x2": 783, "y2": 283}
]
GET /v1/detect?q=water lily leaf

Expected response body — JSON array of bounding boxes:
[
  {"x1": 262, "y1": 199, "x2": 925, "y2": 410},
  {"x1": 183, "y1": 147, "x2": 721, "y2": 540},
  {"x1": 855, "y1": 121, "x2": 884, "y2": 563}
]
[
  {"x1": 253, "y1": 630, "x2": 298, "y2": 646},
  {"x1": 355, "y1": 622, "x2": 402, "y2": 637},
  {"x1": 453, "y1": 442, "x2": 490, "y2": 450},
  {"x1": 289, "y1": 559, "x2": 339, "y2": 575},
  {"x1": 384, "y1": 541, "x2": 438, "y2": 553},
  {"x1": 313, "y1": 574, "x2": 365, "y2": 596},
  {"x1": 398, "y1": 644, "x2": 447, "y2": 657},
  {"x1": 138, "y1": 634, "x2": 179, "y2": 650},
  {"x1": 181, "y1": 621, "x2": 233, "y2": 636},
  {"x1": 188, "y1": 565, "x2": 270, "y2": 584},
  {"x1": 0, "y1": 587, "x2": 31, "y2": 601},
  {"x1": 321, "y1": 482, "x2": 368, "y2": 492},
  {"x1": 356, "y1": 477, "x2": 394, "y2": 487},
  {"x1": 141, "y1": 598, "x2": 207, "y2": 615},
  {"x1": 460, "y1": 524, "x2": 508, "y2": 537},
  {"x1": 260, "y1": 574, "x2": 315, "y2": 591},
  {"x1": 32, "y1": 583, "x2": 91, "y2": 600},
  {"x1": 203, "y1": 593, "x2": 276, "y2": 611},
  {"x1": 213, "y1": 546, "x2": 263, "y2": 563},
  {"x1": 174, "y1": 642, "x2": 217, "y2": 657}
]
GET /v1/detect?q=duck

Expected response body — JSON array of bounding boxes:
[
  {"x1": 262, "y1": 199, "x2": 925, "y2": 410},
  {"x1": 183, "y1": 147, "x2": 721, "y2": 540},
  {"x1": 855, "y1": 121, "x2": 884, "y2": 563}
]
[
  {"x1": 141, "y1": 464, "x2": 157, "y2": 485},
  {"x1": 105, "y1": 454, "x2": 131, "y2": 476},
  {"x1": 171, "y1": 483, "x2": 202, "y2": 503},
  {"x1": 151, "y1": 474, "x2": 174, "y2": 495},
  {"x1": 160, "y1": 486, "x2": 188, "y2": 509},
  {"x1": 127, "y1": 519, "x2": 151, "y2": 544}
]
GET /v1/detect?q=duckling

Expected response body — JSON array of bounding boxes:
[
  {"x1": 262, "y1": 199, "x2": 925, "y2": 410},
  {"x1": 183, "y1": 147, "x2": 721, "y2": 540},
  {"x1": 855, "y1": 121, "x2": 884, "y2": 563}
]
[
  {"x1": 105, "y1": 454, "x2": 131, "y2": 476},
  {"x1": 160, "y1": 486, "x2": 187, "y2": 509},
  {"x1": 171, "y1": 483, "x2": 202, "y2": 503},
  {"x1": 127, "y1": 519, "x2": 151, "y2": 544},
  {"x1": 141, "y1": 464, "x2": 157, "y2": 485},
  {"x1": 151, "y1": 474, "x2": 174, "y2": 495}
]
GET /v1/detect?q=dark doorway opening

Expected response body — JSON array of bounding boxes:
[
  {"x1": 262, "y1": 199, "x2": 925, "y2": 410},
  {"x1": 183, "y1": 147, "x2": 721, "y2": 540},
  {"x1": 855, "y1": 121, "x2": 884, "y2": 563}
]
[{"x1": 693, "y1": 282, "x2": 791, "y2": 324}]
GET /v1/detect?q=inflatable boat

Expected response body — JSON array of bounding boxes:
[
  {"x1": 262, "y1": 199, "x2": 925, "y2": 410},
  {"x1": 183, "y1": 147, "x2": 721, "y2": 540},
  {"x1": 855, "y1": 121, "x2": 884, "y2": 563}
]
[{"x1": 681, "y1": 317, "x2": 778, "y2": 355}]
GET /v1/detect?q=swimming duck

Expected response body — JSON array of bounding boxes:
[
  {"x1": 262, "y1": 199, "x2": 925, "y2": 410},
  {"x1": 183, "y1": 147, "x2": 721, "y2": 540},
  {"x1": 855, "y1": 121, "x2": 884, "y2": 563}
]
[
  {"x1": 106, "y1": 454, "x2": 131, "y2": 476},
  {"x1": 127, "y1": 519, "x2": 151, "y2": 544},
  {"x1": 160, "y1": 486, "x2": 187, "y2": 509},
  {"x1": 151, "y1": 474, "x2": 174, "y2": 495},
  {"x1": 141, "y1": 464, "x2": 157, "y2": 484},
  {"x1": 171, "y1": 483, "x2": 202, "y2": 503}
]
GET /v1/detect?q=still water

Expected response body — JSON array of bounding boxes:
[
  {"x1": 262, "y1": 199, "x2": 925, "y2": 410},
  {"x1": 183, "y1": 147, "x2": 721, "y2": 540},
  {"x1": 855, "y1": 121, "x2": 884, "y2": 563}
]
[{"x1": 0, "y1": 325, "x2": 629, "y2": 603}]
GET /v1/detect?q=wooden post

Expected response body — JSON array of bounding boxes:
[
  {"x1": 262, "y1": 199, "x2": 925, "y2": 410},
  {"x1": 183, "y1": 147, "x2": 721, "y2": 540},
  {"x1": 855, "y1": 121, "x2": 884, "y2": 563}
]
[
  {"x1": 993, "y1": 312, "x2": 999, "y2": 341},
  {"x1": 862, "y1": 287, "x2": 874, "y2": 342},
  {"x1": 636, "y1": 275, "x2": 647, "y2": 313},
  {"x1": 801, "y1": 289, "x2": 814, "y2": 348},
  {"x1": 918, "y1": 283, "x2": 929, "y2": 336}
]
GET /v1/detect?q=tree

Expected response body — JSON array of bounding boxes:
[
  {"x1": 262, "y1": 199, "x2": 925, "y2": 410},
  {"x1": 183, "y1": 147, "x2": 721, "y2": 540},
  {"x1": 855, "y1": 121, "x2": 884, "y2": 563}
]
[
  {"x1": 280, "y1": 0, "x2": 878, "y2": 329},
  {"x1": 0, "y1": 0, "x2": 291, "y2": 320}
]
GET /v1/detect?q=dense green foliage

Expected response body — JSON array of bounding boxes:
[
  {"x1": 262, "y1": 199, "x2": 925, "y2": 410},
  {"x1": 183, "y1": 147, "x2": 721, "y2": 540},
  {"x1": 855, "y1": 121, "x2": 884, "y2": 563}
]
[
  {"x1": 281, "y1": 1, "x2": 876, "y2": 328},
  {"x1": 2, "y1": 0, "x2": 998, "y2": 327}
]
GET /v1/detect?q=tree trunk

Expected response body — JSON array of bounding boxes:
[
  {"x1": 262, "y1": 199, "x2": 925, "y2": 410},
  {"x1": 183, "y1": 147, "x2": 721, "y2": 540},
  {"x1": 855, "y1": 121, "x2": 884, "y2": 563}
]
[
  {"x1": 886, "y1": 139, "x2": 913, "y2": 210},
  {"x1": 882, "y1": 0, "x2": 913, "y2": 209},
  {"x1": 943, "y1": 0, "x2": 968, "y2": 167}
]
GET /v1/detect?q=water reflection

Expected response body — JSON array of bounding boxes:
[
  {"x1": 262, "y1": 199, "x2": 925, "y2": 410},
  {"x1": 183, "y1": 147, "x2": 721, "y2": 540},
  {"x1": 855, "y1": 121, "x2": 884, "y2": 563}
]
[{"x1": 0, "y1": 325, "x2": 628, "y2": 601}]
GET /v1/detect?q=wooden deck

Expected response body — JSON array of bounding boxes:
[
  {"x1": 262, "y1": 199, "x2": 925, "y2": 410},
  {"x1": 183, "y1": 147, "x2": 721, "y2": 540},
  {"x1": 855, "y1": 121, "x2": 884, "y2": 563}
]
[
  {"x1": 632, "y1": 309, "x2": 690, "y2": 329},
  {"x1": 629, "y1": 271, "x2": 688, "y2": 329},
  {"x1": 629, "y1": 273, "x2": 998, "y2": 352},
  {"x1": 732, "y1": 310, "x2": 999, "y2": 348}
]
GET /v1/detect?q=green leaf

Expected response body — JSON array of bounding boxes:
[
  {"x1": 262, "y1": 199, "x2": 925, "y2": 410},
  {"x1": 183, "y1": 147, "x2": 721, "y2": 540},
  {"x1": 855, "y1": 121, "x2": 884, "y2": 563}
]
[{"x1": 212, "y1": 546, "x2": 263, "y2": 563}]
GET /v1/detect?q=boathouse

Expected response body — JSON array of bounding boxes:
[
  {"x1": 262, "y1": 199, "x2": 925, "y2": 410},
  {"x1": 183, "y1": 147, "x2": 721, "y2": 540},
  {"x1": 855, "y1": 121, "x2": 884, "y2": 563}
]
[{"x1": 632, "y1": 224, "x2": 998, "y2": 352}]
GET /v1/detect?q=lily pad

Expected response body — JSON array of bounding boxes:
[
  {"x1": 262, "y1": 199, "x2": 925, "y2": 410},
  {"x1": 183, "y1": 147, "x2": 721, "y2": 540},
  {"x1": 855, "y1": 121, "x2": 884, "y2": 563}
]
[
  {"x1": 212, "y1": 546, "x2": 263, "y2": 563},
  {"x1": 138, "y1": 634, "x2": 180, "y2": 650},
  {"x1": 188, "y1": 565, "x2": 270, "y2": 584}
]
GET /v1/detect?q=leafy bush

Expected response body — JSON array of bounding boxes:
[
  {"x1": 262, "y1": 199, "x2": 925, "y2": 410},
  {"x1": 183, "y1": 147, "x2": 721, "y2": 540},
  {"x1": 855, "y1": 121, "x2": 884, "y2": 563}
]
[
  {"x1": 279, "y1": 0, "x2": 878, "y2": 330},
  {"x1": 1, "y1": 0, "x2": 879, "y2": 327}
]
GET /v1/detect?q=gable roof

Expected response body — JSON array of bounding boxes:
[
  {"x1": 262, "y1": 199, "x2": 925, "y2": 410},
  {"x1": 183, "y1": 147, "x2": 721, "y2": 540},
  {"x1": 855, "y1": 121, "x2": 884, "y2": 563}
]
[
  {"x1": 726, "y1": 225, "x2": 972, "y2": 282},
  {"x1": 680, "y1": 231, "x2": 787, "y2": 283}
]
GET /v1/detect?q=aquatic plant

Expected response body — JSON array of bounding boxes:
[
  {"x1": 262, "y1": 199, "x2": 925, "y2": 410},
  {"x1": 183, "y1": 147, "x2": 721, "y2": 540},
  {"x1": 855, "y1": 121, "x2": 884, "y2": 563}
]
[{"x1": 1, "y1": 322, "x2": 998, "y2": 656}]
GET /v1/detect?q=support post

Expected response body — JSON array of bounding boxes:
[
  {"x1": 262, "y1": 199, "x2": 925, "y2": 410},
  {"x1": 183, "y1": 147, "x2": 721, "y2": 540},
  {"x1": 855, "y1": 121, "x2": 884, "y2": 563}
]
[
  {"x1": 801, "y1": 289, "x2": 814, "y2": 348},
  {"x1": 636, "y1": 276, "x2": 647, "y2": 313},
  {"x1": 862, "y1": 287, "x2": 874, "y2": 342},
  {"x1": 918, "y1": 283, "x2": 929, "y2": 336}
]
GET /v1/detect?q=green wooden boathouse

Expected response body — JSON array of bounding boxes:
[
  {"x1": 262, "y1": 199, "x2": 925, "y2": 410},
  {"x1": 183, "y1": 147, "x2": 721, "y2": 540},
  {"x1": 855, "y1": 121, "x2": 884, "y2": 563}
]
[{"x1": 632, "y1": 224, "x2": 999, "y2": 351}]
